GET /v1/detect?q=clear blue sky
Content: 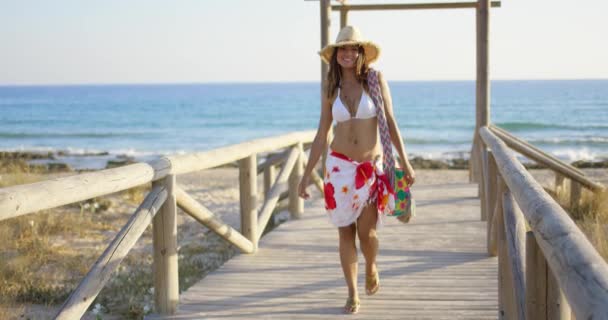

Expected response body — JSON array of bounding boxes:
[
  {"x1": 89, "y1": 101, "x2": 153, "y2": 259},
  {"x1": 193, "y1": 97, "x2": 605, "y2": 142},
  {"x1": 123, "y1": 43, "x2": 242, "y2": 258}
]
[{"x1": 1, "y1": 0, "x2": 607, "y2": 84}]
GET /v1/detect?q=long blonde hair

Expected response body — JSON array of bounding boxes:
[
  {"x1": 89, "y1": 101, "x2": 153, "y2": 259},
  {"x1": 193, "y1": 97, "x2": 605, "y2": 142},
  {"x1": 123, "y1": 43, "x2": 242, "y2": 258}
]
[{"x1": 324, "y1": 46, "x2": 370, "y2": 98}]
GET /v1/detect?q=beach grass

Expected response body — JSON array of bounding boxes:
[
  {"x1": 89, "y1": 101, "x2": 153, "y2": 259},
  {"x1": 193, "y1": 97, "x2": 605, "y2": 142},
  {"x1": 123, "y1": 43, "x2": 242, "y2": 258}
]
[
  {"x1": 551, "y1": 184, "x2": 608, "y2": 262},
  {"x1": 0, "y1": 162, "x2": 238, "y2": 319}
]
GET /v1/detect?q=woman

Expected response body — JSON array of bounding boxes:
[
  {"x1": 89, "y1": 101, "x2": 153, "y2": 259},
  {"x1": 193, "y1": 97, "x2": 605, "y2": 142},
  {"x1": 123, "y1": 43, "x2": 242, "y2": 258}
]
[{"x1": 298, "y1": 26, "x2": 416, "y2": 314}]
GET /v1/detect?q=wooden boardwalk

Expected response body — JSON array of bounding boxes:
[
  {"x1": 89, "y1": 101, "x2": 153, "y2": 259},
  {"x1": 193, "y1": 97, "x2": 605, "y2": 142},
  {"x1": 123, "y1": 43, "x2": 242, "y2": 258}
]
[{"x1": 152, "y1": 182, "x2": 498, "y2": 319}]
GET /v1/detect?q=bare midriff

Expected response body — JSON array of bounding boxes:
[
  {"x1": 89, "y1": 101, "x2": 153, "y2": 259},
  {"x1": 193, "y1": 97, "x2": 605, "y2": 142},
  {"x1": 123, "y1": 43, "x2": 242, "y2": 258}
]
[{"x1": 330, "y1": 118, "x2": 382, "y2": 163}]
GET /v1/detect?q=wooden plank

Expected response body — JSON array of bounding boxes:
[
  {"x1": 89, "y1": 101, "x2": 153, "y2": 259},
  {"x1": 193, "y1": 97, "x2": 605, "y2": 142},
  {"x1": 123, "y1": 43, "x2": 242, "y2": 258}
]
[
  {"x1": 56, "y1": 186, "x2": 167, "y2": 319},
  {"x1": 151, "y1": 182, "x2": 499, "y2": 319}
]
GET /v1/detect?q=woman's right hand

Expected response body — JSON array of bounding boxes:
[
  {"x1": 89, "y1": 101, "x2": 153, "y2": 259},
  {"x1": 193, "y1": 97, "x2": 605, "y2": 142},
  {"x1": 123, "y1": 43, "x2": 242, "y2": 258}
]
[{"x1": 298, "y1": 176, "x2": 310, "y2": 200}]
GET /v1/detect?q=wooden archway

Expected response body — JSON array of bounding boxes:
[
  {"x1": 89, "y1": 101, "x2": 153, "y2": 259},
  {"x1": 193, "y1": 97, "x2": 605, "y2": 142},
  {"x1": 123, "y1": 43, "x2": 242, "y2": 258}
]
[{"x1": 312, "y1": 0, "x2": 501, "y2": 186}]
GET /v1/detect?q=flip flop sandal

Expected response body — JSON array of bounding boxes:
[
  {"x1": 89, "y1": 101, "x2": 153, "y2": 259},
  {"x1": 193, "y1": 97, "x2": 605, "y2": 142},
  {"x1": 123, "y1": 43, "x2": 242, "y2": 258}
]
[
  {"x1": 366, "y1": 269, "x2": 380, "y2": 295},
  {"x1": 344, "y1": 296, "x2": 360, "y2": 314}
]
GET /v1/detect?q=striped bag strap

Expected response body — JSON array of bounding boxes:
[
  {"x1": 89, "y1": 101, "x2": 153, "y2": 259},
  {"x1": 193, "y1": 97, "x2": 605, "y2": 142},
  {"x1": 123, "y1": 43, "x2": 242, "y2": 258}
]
[{"x1": 367, "y1": 69, "x2": 395, "y2": 187}]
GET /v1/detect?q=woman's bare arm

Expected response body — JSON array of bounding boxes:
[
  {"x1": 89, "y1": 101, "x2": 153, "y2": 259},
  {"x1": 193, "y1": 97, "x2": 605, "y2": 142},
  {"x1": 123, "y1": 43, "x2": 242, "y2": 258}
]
[{"x1": 299, "y1": 89, "x2": 334, "y2": 198}]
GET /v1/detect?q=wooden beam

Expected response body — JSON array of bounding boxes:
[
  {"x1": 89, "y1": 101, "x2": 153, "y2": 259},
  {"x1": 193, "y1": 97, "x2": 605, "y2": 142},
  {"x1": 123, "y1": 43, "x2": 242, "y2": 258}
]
[
  {"x1": 492, "y1": 125, "x2": 585, "y2": 176},
  {"x1": 257, "y1": 146, "x2": 300, "y2": 240},
  {"x1": 489, "y1": 126, "x2": 604, "y2": 192},
  {"x1": 175, "y1": 186, "x2": 255, "y2": 254},
  {"x1": 55, "y1": 186, "x2": 167, "y2": 320},
  {"x1": 0, "y1": 158, "x2": 170, "y2": 222},
  {"x1": 167, "y1": 131, "x2": 314, "y2": 175},
  {"x1": 331, "y1": 1, "x2": 501, "y2": 11},
  {"x1": 340, "y1": 7, "x2": 348, "y2": 29}
]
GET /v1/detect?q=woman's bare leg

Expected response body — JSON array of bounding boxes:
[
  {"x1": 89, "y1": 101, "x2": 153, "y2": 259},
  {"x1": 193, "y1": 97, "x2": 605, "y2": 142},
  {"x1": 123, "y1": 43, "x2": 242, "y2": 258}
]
[
  {"x1": 338, "y1": 224, "x2": 358, "y2": 299},
  {"x1": 357, "y1": 205, "x2": 379, "y2": 283}
]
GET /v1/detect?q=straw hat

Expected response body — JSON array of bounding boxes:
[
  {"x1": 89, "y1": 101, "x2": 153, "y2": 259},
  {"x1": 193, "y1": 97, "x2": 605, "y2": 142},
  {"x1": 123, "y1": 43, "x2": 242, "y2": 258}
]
[{"x1": 319, "y1": 26, "x2": 380, "y2": 65}]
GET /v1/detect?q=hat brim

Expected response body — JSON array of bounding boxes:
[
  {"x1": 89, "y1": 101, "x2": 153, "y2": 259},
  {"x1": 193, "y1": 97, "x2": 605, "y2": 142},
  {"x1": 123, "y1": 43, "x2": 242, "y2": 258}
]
[{"x1": 319, "y1": 40, "x2": 380, "y2": 65}]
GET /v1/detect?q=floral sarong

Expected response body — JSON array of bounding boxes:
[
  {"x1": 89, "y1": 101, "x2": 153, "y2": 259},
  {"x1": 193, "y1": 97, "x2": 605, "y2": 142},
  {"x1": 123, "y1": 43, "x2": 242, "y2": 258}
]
[{"x1": 324, "y1": 150, "x2": 395, "y2": 227}]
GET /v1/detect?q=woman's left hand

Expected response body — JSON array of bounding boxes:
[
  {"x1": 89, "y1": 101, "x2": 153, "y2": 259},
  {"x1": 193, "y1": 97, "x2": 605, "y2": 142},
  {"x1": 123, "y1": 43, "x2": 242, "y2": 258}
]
[
  {"x1": 406, "y1": 168, "x2": 416, "y2": 186},
  {"x1": 401, "y1": 160, "x2": 416, "y2": 186}
]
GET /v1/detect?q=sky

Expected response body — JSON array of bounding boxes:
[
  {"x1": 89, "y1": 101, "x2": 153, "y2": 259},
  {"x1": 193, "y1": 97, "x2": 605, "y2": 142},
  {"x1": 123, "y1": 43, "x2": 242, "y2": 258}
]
[{"x1": 1, "y1": 0, "x2": 607, "y2": 85}]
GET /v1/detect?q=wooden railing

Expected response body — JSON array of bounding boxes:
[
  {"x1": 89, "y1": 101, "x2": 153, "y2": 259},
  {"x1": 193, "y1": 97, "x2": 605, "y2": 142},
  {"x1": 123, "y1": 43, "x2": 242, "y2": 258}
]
[
  {"x1": 0, "y1": 130, "x2": 320, "y2": 318},
  {"x1": 478, "y1": 126, "x2": 608, "y2": 319}
]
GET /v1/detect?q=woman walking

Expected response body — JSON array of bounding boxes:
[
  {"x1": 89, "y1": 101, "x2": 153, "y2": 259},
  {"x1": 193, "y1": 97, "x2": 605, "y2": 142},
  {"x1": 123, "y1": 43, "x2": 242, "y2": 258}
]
[{"x1": 298, "y1": 26, "x2": 416, "y2": 314}]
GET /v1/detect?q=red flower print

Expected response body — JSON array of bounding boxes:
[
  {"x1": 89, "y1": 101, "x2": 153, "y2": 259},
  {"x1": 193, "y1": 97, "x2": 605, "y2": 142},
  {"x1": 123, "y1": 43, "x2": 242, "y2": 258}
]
[
  {"x1": 332, "y1": 166, "x2": 340, "y2": 173},
  {"x1": 342, "y1": 185, "x2": 349, "y2": 194},
  {"x1": 324, "y1": 182, "x2": 336, "y2": 210},
  {"x1": 355, "y1": 162, "x2": 374, "y2": 189}
]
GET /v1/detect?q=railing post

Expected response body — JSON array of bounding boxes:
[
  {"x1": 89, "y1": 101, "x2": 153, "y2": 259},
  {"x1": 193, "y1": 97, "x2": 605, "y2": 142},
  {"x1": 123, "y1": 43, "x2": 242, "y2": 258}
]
[
  {"x1": 263, "y1": 165, "x2": 276, "y2": 200},
  {"x1": 494, "y1": 177, "x2": 515, "y2": 319},
  {"x1": 569, "y1": 180, "x2": 581, "y2": 210},
  {"x1": 548, "y1": 265, "x2": 572, "y2": 320},
  {"x1": 526, "y1": 231, "x2": 546, "y2": 319},
  {"x1": 486, "y1": 150, "x2": 497, "y2": 229},
  {"x1": 239, "y1": 154, "x2": 258, "y2": 252},
  {"x1": 525, "y1": 231, "x2": 572, "y2": 320},
  {"x1": 289, "y1": 142, "x2": 304, "y2": 219},
  {"x1": 152, "y1": 174, "x2": 179, "y2": 314},
  {"x1": 480, "y1": 147, "x2": 489, "y2": 221},
  {"x1": 555, "y1": 173, "x2": 566, "y2": 198}
]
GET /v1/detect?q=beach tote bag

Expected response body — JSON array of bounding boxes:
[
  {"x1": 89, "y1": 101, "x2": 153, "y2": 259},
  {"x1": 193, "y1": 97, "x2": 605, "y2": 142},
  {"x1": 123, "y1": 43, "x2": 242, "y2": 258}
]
[{"x1": 367, "y1": 69, "x2": 416, "y2": 223}]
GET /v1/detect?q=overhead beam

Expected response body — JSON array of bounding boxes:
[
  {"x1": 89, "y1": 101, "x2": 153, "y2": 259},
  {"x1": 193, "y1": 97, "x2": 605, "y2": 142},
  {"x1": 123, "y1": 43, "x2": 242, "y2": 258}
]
[{"x1": 331, "y1": 1, "x2": 501, "y2": 11}]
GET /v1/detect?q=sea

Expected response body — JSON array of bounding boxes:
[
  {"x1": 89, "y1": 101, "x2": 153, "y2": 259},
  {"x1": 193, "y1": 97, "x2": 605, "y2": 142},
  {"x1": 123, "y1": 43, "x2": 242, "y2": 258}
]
[{"x1": 1, "y1": 80, "x2": 607, "y2": 170}]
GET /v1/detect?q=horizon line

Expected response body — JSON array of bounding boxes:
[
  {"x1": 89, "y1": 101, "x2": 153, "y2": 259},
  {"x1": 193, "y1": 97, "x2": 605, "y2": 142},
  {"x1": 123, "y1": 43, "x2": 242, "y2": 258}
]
[{"x1": 1, "y1": 77, "x2": 608, "y2": 87}]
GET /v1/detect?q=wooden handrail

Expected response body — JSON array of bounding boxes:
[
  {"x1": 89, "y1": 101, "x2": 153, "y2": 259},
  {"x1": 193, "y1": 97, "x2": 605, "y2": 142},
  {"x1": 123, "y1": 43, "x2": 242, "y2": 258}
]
[
  {"x1": 491, "y1": 125, "x2": 585, "y2": 175},
  {"x1": 0, "y1": 158, "x2": 171, "y2": 222},
  {"x1": 167, "y1": 131, "x2": 315, "y2": 175},
  {"x1": 0, "y1": 130, "x2": 316, "y2": 222},
  {"x1": 489, "y1": 125, "x2": 604, "y2": 192},
  {"x1": 0, "y1": 131, "x2": 319, "y2": 318},
  {"x1": 55, "y1": 185, "x2": 167, "y2": 319},
  {"x1": 480, "y1": 126, "x2": 608, "y2": 319}
]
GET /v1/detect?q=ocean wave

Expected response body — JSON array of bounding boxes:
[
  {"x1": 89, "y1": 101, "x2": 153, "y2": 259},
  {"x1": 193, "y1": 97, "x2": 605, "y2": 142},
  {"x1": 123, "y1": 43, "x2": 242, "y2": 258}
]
[
  {"x1": 496, "y1": 122, "x2": 608, "y2": 131},
  {"x1": 529, "y1": 136, "x2": 608, "y2": 146},
  {"x1": 0, "y1": 132, "x2": 145, "y2": 138}
]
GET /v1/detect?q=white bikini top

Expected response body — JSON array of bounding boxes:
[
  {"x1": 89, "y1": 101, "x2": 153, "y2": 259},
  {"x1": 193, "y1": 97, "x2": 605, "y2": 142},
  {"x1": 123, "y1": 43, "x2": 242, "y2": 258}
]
[{"x1": 332, "y1": 88, "x2": 377, "y2": 123}]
